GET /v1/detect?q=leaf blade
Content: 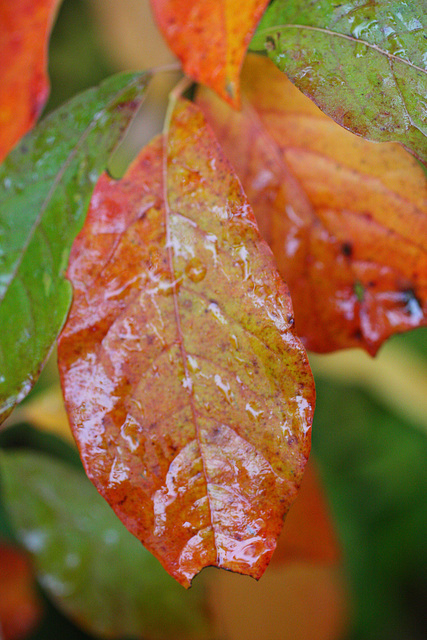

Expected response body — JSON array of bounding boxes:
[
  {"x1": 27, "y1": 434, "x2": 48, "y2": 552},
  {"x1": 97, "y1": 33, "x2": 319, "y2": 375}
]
[
  {"x1": 196, "y1": 54, "x2": 427, "y2": 354},
  {"x1": 0, "y1": 0, "x2": 62, "y2": 161},
  {"x1": 58, "y1": 97, "x2": 315, "y2": 586},
  {"x1": 150, "y1": 0, "x2": 269, "y2": 105},
  {"x1": 0, "y1": 72, "x2": 150, "y2": 423},
  {"x1": 0, "y1": 450, "x2": 210, "y2": 639},
  {"x1": 252, "y1": 0, "x2": 427, "y2": 163}
]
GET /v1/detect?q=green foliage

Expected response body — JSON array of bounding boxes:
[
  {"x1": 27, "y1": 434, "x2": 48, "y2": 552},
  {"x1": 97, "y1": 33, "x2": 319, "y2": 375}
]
[
  {"x1": 0, "y1": 449, "x2": 209, "y2": 640},
  {"x1": 252, "y1": 0, "x2": 427, "y2": 162},
  {"x1": 0, "y1": 72, "x2": 149, "y2": 422},
  {"x1": 313, "y1": 370, "x2": 427, "y2": 639}
]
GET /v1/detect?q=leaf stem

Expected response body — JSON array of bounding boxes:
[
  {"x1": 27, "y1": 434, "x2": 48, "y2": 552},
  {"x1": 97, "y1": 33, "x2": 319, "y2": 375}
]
[
  {"x1": 165, "y1": 76, "x2": 194, "y2": 127},
  {"x1": 149, "y1": 61, "x2": 183, "y2": 76}
]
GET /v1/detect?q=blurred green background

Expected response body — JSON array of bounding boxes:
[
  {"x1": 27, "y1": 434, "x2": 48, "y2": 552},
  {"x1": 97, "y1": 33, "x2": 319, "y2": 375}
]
[{"x1": 1, "y1": 1, "x2": 426, "y2": 639}]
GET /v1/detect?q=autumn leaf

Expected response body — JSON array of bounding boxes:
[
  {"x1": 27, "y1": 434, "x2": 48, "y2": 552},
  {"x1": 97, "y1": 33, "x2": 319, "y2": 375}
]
[
  {"x1": 251, "y1": 0, "x2": 427, "y2": 164},
  {"x1": 197, "y1": 54, "x2": 427, "y2": 354},
  {"x1": 0, "y1": 451, "x2": 210, "y2": 639},
  {"x1": 149, "y1": 0, "x2": 269, "y2": 105},
  {"x1": 0, "y1": 541, "x2": 43, "y2": 640},
  {"x1": 58, "y1": 96, "x2": 315, "y2": 587},
  {"x1": 0, "y1": 0, "x2": 61, "y2": 162},
  {"x1": 272, "y1": 459, "x2": 340, "y2": 565},
  {"x1": 0, "y1": 72, "x2": 149, "y2": 425}
]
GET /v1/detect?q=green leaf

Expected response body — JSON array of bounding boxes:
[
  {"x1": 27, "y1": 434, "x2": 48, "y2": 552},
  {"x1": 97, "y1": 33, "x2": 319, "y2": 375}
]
[
  {"x1": 0, "y1": 450, "x2": 210, "y2": 640},
  {"x1": 252, "y1": 0, "x2": 427, "y2": 163},
  {"x1": 0, "y1": 72, "x2": 150, "y2": 424},
  {"x1": 312, "y1": 377, "x2": 427, "y2": 639}
]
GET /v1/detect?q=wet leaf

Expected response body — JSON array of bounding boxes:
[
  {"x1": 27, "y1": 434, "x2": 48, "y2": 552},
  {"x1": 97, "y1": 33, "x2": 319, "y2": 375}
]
[
  {"x1": 0, "y1": 72, "x2": 149, "y2": 424},
  {"x1": 252, "y1": 0, "x2": 427, "y2": 164},
  {"x1": 0, "y1": 0, "x2": 61, "y2": 162},
  {"x1": 0, "y1": 450, "x2": 210, "y2": 640},
  {"x1": 0, "y1": 541, "x2": 43, "y2": 640},
  {"x1": 197, "y1": 55, "x2": 427, "y2": 354},
  {"x1": 58, "y1": 96, "x2": 315, "y2": 586},
  {"x1": 150, "y1": 0, "x2": 269, "y2": 105}
]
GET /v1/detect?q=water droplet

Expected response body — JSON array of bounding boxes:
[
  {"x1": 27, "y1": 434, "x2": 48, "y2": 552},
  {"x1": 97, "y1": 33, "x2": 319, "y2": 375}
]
[
  {"x1": 185, "y1": 257, "x2": 207, "y2": 282},
  {"x1": 121, "y1": 419, "x2": 140, "y2": 452},
  {"x1": 182, "y1": 372, "x2": 193, "y2": 393},
  {"x1": 245, "y1": 401, "x2": 264, "y2": 422},
  {"x1": 103, "y1": 529, "x2": 119, "y2": 545},
  {"x1": 233, "y1": 245, "x2": 252, "y2": 280},
  {"x1": 230, "y1": 334, "x2": 239, "y2": 350},
  {"x1": 386, "y1": 33, "x2": 407, "y2": 57},
  {"x1": 351, "y1": 19, "x2": 379, "y2": 39},
  {"x1": 65, "y1": 553, "x2": 80, "y2": 568},
  {"x1": 187, "y1": 355, "x2": 200, "y2": 373},
  {"x1": 214, "y1": 374, "x2": 234, "y2": 404},
  {"x1": 354, "y1": 42, "x2": 368, "y2": 58},
  {"x1": 403, "y1": 289, "x2": 423, "y2": 322},
  {"x1": 208, "y1": 301, "x2": 227, "y2": 325},
  {"x1": 157, "y1": 273, "x2": 182, "y2": 295},
  {"x1": 22, "y1": 530, "x2": 47, "y2": 553}
]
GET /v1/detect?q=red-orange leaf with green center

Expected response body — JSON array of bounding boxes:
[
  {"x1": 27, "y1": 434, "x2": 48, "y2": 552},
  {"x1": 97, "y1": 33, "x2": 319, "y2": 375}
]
[
  {"x1": 0, "y1": 0, "x2": 61, "y2": 162},
  {"x1": 149, "y1": 0, "x2": 269, "y2": 106},
  {"x1": 58, "y1": 96, "x2": 315, "y2": 586},
  {"x1": 197, "y1": 54, "x2": 427, "y2": 355}
]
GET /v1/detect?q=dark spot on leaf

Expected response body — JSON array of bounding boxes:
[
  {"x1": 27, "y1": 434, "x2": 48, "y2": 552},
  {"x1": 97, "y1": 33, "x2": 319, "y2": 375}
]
[
  {"x1": 265, "y1": 36, "x2": 276, "y2": 51},
  {"x1": 341, "y1": 242, "x2": 353, "y2": 257}
]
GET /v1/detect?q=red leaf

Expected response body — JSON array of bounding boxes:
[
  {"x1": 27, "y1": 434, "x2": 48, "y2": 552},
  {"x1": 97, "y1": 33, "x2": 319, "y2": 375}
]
[
  {"x1": 272, "y1": 459, "x2": 340, "y2": 566},
  {"x1": 197, "y1": 54, "x2": 427, "y2": 355},
  {"x1": 58, "y1": 97, "x2": 315, "y2": 587},
  {"x1": 0, "y1": 542, "x2": 43, "y2": 640},
  {"x1": 149, "y1": 0, "x2": 269, "y2": 106},
  {"x1": 0, "y1": 0, "x2": 60, "y2": 162}
]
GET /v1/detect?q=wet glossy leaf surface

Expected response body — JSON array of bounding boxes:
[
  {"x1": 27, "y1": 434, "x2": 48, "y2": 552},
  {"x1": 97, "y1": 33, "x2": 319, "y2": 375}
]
[
  {"x1": 58, "y1": 97, "x2": 315, "y2": 586},
  {"x1": 0, "y1": 541, "x2": 43, "y2": 640},
  {"x1": 0, "y1": 0, "x2": 61, "y2": 162},
  {"x1": 252, "y1": 0, "x2": 427, "y2": 164},
  {"x1": 150, "y1": 0, "x2": 269, "y2": 105},
  {"x1": 0, "y1": 450, "x2": 210, "y2": 640},
  {"x1": 197, "y1": 55, "x2": 427, "y2": 354},
  {"x1": 0, "y1": 72, "x2": 149, "y2": 424}
]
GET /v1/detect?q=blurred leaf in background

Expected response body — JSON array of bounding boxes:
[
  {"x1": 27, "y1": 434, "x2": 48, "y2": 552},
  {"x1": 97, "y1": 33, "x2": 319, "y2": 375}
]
[
  {"x1": 1, "y1": 0, "x2": 426, "y2": 639},
  {"x1": 0, "y1": 447, "x2": 212, "y2": 640},
  {"x1": 312, "y1": 329, "x2": 427, "y2": 640}
]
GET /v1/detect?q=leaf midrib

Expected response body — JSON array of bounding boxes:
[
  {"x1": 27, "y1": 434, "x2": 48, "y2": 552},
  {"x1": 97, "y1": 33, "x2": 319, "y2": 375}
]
[
  {"x1": 0, "y1": 78, "x2": 140, "y2": 307},
  {"x1": 257, "y1": 23, "x2": 427, "y2": 74}
]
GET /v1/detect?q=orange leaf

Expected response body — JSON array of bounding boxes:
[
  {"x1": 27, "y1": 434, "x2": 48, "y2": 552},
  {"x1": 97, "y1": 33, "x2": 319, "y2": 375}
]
[
  {"x1": 149, "y1": 0, "x2": 269, "y2": 106},
  {"x1": 0, "y1": 542, "x2": 43, "y2": 640},
  {"x1": 197, "y1": 54, "x2": 427, "y2": 355},
  {"x1": 58, "y1": 97, "x2": 315, "y2": 587},
  {"x1": 272, "y1": 459, "x2": 340, "y2": 565},
  {"x1": 0, "y1": 0, "x2": 60, "y2": 162}
]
